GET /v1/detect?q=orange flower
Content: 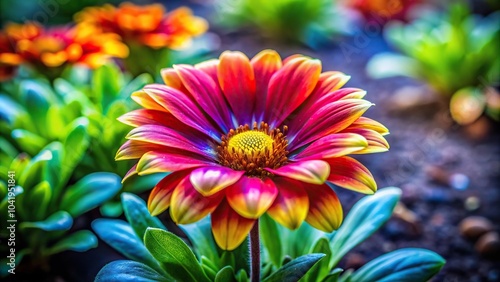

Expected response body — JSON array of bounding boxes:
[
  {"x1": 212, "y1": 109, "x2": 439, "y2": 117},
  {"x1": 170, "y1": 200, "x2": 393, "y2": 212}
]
[
  {"x1": 3, "y1": 22, "x2": 128, "y2": 69},
  {"x1": 75, "y1": 2, "x2": 208, "y2": 49},
  {"x1": 348, "y1": 0, "x2": 419, "y2": 21},
  {"x1": 0, "y1": 33, "x2": 22, "y2": 81}
]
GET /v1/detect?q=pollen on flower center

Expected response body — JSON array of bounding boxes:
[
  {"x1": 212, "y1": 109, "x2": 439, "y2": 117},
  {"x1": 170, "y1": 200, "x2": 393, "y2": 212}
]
[{"x1": 217, "y1": 122, "x2": 288, "y2": 177}]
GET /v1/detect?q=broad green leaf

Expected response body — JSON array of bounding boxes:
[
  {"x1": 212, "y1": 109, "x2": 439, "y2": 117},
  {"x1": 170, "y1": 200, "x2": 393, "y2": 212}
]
[
  {"x1": 17, "y1": 148, "x2": 51, "y2": 188},
  {"x1": 322, "y1": 268, "x2": 344, "y2": 282},
  {"x1": 302, "y1": 237, "x2": 332, "y2": 281},
  {"x1": 121, "y1": 193, "x2": 166, "y2": 242},
  {"x1": 329, "y1": 187, "x2": 401, "y2": 267},
  {"x1": 0, "y1": 95, "x2": 25, "y2": 124},
  {"x1": 27, "y1": 181, "x2": 51, "y2": 220},
  {"x1": 46, "y1": 230, "x2": 97, "y2": 255},
  {"x1": 144, "y1": 228, "x2": 210, "y2": 282},
  {"x1": 263, "y1": 253, "x2": 326, "y2": 282},
  {"x1": 201, "y1": 257, "x2": 218, "y2": 281},
  {"x1": 11, "y1": 129, "x2": 46, "y2": 156},
  {"x1": 180, "y1": 217, "x2": 220, "y2": 265},
  {"x1": 63, "y1": 117, "x2": 90, "y2": 171},
  {"x1": 215, "y1": 266, "x2": 236, "y2": 282},
  {"x1": 95, "y1": 260, "x2": 170, "y2": 282},
  {"x1": 100, "y1": 201, "x2": 124, "y2": 217},
  {"x1": 260, "y1": 213, "x2": 282, "y2": 267},
  {"x1": 119, "y1": 73, "x2": 154, "y2": 99},
  {"x1": 60, "y1": 172, "x2": 122, "y2": 217},
  {"x1": 92, "y1": 63, "x2": 123, "y2": 112},
  {"x1": 235, "y1": 269, "x2": 249, "y2": 282},
  {"x1": 350, "y1": 248, "x2": 445, "y2": 282},
  {"x1": 92, "y1": 219, "x2": 163, "y2": 274},
  {"x1": 20, "y1": 210, "x2": 72, "y2": 231},
  {"x1": 19, "y1": 80, "x2": 54, "y2": 134}
]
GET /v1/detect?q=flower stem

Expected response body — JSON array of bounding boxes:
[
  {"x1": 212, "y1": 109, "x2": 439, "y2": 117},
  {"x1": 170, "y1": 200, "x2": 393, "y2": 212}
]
[{"x1": 250, "y1": 220, "x2": 260, "y2": 282}]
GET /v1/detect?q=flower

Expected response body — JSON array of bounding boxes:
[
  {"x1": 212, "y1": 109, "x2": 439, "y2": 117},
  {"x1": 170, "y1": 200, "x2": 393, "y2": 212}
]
[
  {"x1": 348, "y1": 0, "x2": 419, "y2": 21},
  {"x1": 117, "y1": 50, "x2": 389, "y2": 250},
  {"x1": 0, "y1": 32, "x2": 22, "y2": 80},
  {"x1": 2, "y1": 22, "x2": 128, "y2": 69},
  {"x1": 75, "y1": 2, "x2": 208, "y2": 49}
]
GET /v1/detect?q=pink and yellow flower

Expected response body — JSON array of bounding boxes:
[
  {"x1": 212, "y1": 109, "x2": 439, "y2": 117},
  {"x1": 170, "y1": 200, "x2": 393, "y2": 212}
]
[
  {"x1": 117, "y1": 50, "x2": 389, "y2": 250},
  {"x1": 75, "y1": 2, "x2": 208, "y2": 49},
  {"x1": 2, "y1": 22, "x2": 128, "y2": 69}
]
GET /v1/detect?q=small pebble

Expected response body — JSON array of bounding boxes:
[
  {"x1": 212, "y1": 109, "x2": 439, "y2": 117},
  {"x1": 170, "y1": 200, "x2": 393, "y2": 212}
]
[
  {"x1": 464, "y1": 196, "x2": 481, "y2": 211},
  {"x1": 459, "y1": 216, "x2": 494, "y2": 240},
  {"x1": 344, "y1": 253, "x2": 365, "y2": 269},
  {"x1": 475, "y1": 232, "x2": 500, "y2": 257},
  {"x1": 449, "y1": 173, "x2": 470, "y2": 190}
]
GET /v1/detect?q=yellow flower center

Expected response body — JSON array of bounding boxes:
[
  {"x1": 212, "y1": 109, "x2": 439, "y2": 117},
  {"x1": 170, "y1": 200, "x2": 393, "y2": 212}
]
[
  {"x1": 227, "y1": 130, "x2": 274, "y2": 156},
  {"x1": 217, "y1": 122, "x2": 289, "y2": 178}
]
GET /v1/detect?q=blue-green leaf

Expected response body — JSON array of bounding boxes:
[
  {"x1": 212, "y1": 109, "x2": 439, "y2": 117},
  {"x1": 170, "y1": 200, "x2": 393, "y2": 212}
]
[
  {"x1": 329, "y1": 187, "x2": 401, "y2": 267},
  {"x1": 11, "y1": 129, "x2": 46, "y2": 156},
  {"x1": 302, "y1": 237, "x2": 332, "y2": 281},
  {"x1": 260, "y1": 213, "x2": 282, "y2": 267},
  {"x1": 350, "y1": 248, "x2": 445, "y2": 282},
  {"x1": 92, "y1": 219, "x2": 163, "y2": 274},
  {"x1": 60, "y1": 172, "x2": 122, "y2": 217},
  {"x1": 122, "y1": 193, "x2": 166, "y2": 239},
  {"x1": 144, "y1": 228, "x2": 210, "y2": 282},
  {"x1": 20, "y1": 210, "x2": 72, "y2": 231},
  {"x1": 180, "y1": 217, "x2": 220, "y2": 265},
  {"x1": 47, "y1": 230, "x2": 97, "y2": 255},
  {"x1": 96, "y1": 260, "x2": 170, "y2": 282},
  {"x1": 215, "y1": 266, "x2": 236, "y2": 282},
  {"x1": 263, "y1": 254, "x2": 326, "y2": 282}
]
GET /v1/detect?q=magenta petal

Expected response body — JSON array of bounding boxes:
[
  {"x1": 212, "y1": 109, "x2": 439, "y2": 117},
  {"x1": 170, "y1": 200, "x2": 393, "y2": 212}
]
[
  {"x1": 126, "y1": 125, "x2": 215, "y2": 159},
  {"x1": 143, "y1": 84, "x2": 222, "y2": 142},
  {"x1": 136, "y1": 151, "x2": 212, "y2": 175},
  {"x1": 291, "y1": 133, "x2": 368, "y2": 160},
  {"x1": 265, "y1": 160, "x2": 330, "y2": 185},
  {"x1": 174, "y1": 65, "x2": 233, "y2": 132},
  {"x1": 289, "y1": 99, "x2": 372, "y2": 150},
  {"x1": 190, "y1": 166, "x2": 244, "y2": 196}
]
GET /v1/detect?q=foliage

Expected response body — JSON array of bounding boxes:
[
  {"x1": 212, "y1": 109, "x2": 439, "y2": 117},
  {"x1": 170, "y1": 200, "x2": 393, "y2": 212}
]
[
  {"x1": 367, "y1": 4, "x2": 500, "y2": 123},
  {"x1": 214, "y1": 0, "x2": 353, "y2": 47},
  {"x1": 0, "y1": 141, "x2": 121, "y2": 276},
  {"x1": 94, "y1": 188, "x2": 444, "y2": 281}
]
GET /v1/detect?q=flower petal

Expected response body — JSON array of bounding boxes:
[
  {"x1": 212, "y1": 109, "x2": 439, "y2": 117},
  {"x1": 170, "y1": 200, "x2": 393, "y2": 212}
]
[
  {"x1": 195, "y1": 59, "x2": 219, "y2": 85},
  {"x1": 211, "y1": 199, "x2": 256, "y2": 250},
  {"x1": 290, "y1": 99, "x2": 372, "y2": 150},
  {"x1": 122, "y1": 164, "x2": 138, "y2": 183},
  {"x1": 126, "y1": 125, "x2": 214, "y2": 158},
  {"x1": 348, "y1": 117, "x2": 390, "y2": 135},
  {"x1": 305, "y1": 184, "x2": 343, "y2": 232},
  {"x1": 143, "y1": 84, "x2": 222, "y2": 141},
  {"x1": 341, "y1": 128, "x2": 389, "y2": 154},
  {"x1": 174, "y1": 64, "x2": 233, "y2": 132},
  {"x1": 267, "y1": 177, "x2": 309, "y2": 230},
  {"x1": 160, "y1": 68, "x2": 189, "y2": 94},
  {"x1": 251, "y1": 49, "x2": 282, "y2": 120},
  {"x1": 190, "y1": 166, "x2": 244, "y2": 196},
  {"x1": 148, "y1": 170, "x2": 190, "y2": 216},
  {"x1": 265, "y1": 160, "x2": 330, "y2": 185},
  {"x1": 131, "y1": 90, "x2": 166, "y2": 111},
  {"x1": 136, "y1": 151, "x2": 212, "y2": 175},
  {"x1": 218, "y1": 51, "x2": 256, "y2": 125},
  {"x1": 118, "y1": 109, "x2": 174, "y2": 128},
  {"x1": 116, "y1": 140, "x2": 169, "y2": 160},
  {"x1": 226, "y1": 176, "x2": 278, "y2": 219},
  {"x1": 326, "y1": 156, "x2": 377, "y2": 194},
  {"x1": 265, "y1": 56, "x2": 321, "y2": 127},
  {"x1": 170, "y1": 175, "x2": 224, "y2": 224},
  {"x1": 291, "y1": 133, "x2": 368, "y2": 160}
]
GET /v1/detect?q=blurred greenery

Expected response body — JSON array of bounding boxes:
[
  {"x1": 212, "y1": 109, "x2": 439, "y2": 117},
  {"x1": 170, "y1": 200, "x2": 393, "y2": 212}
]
[{"x1": 214, "y1": 0, "x2": 353, "y2": 48}]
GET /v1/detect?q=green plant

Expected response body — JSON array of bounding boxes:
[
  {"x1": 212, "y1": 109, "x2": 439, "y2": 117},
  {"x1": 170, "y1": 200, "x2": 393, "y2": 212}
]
[
  {"x1": 0, "y1": 63, "x2": 163, "y2": 216},
  {"x1": 214, "y1": 0, "x2": 352, "y2": 47},
  {"x1": 367, "y1": 4, "x2": 500, "y2": 123},
  {"x1": 93, "y1": 188, "x2": 444, "y2": 281},
  {"x1": 0, "y1": 138, "x2": 121, "y2": 276}
]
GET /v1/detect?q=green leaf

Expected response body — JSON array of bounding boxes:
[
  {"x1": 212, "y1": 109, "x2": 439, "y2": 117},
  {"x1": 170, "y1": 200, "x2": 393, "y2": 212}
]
[
  {"x1": 20, "y1": 210, "x2": 72, "y2": 231},
  {"x1": 322, "y1": 268, "x2": 344, "y2": 282},
  {"x1": 180, "y1": 217, "x2": 220, "y2": 265},
  {"x1": 96, "y1": 260, "x2": 170, "y2": 282},
  {"x1": 92, "y1": 63, "x2": 123, "y2": 112},
  {"x1": 260, "y1": 213, "x2": 282, "y2": 267},
  {"x1": 60, "y1": 172, "x2": 122, "y2": 217},
  {"x1": 302, "y1": 237, "x2": 332, "y2": 281},
  {"x1": 263, "y1": 254, "x2": 326, "y2": 282},
  {"x1": 215, "y1": 266, "x2": 236, "y2": 282},
  {"x1": 366, "y1": 53, "x2": 420, "y2": 79},
  {"x1": 11, "y1": 129, "x2": 46, "y2": 156},
  {"x1": 62, "y1": 117, "x2": 90, "y2": 171},
  {"x1": 19, "y1": 80, "x2": 54, "y2": 134},
  {"x1": 27, "y1": 180, "x2": 52, "y2": 220},
  {"x1": 100, "y1": 201, "x2": 124, "y2": 217},
  {"x1": 144, "y1": 228, "x2": 210, "y2": 282},
  {"x1": 350, "y1": 248, "x2": 445, "y2": 282},
  {"x1": 119, "y1": 73, "x2": 153, "y2": 99},
  {"x1": 122, "y1": 193, "x2": 166, "y2": 241},
  {"x1": 329, "y1": 187, "x2": 401, "y2": 267},
  {"x1": 92, "y1": 219, "x2": 163, "y2": 274},
  {"x1": 46, "y1": 230, "x2": 98, "y2": 255}
]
